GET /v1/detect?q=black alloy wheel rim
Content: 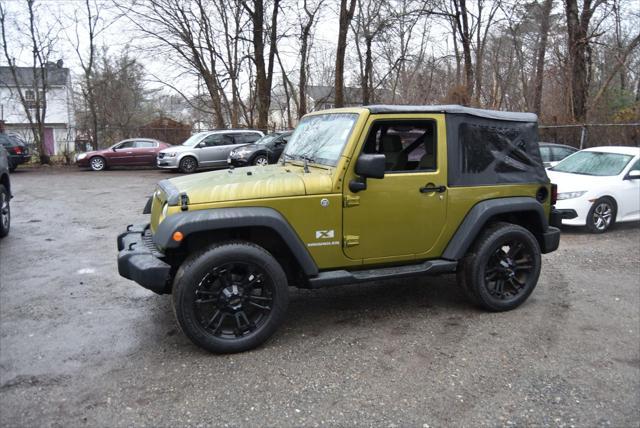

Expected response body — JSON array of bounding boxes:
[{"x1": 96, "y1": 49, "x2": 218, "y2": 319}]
[
  {"x1": 0, "y1": 191, "x2": 8, "y2": 229},
  {"x1": 483, "y1": 240, "x2": 534, "y2": 302},
  {"x1": 182, "y1": 158, "x2": 196, "y2": 172},
  {"x1": 193, "y1": 262, "x2": 274, "y2": 339}
]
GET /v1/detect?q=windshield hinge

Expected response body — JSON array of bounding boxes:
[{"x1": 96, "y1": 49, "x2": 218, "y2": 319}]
[
  {"x1": 343, "y1": 195, "x2": 360, "y2": 207},
  {"x1": 180, "y1": 192, "x2": 189, "y2": 211},
  {"x1": 343, "y1": 235, "x2": 360, "y2": 247}
]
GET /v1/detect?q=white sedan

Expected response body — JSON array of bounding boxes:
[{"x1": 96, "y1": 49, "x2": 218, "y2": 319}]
[{"x1": 547, "y1": 146, "x2": 640, "y2": 233}]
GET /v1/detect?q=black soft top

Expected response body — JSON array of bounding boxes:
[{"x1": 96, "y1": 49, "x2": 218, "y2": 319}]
[{"x1": 366, "y1": 104, "x2": 537, "y2": 123}]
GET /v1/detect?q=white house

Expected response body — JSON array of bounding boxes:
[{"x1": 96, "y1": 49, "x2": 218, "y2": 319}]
[{"x1": 0, "y1": 63, "x2": 75, "y2": 155}]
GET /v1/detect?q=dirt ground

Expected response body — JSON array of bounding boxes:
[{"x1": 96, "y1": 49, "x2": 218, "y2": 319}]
[{"x1": 1, "y1": 167, "x2": 639, "y2": 427}]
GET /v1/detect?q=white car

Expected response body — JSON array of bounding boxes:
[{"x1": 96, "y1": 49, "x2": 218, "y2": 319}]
[{"x1": 547, "y1": 146, "x2": 640, "y2": 233}]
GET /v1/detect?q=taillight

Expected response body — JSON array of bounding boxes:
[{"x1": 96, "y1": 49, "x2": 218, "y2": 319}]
[
  {"x1": 13, "y1": 147, "x2": 23, "y2": 154},
  {"x1": 551, "y1": 183, "x2": 558, "y2": 205}
]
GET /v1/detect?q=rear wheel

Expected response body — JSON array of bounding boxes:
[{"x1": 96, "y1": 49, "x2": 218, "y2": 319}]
[
  {"x1": 0, "y1": 184, "x2": 10, "y2": 238},
  {"x1": 90, "y1": 156, "x2": 106, "y2": 171},
  {"x1": 172, "y1": 241, "x2": 289, "y2": 353},
  {"x1": 586, "y1": 197, "x2": 616, "y2": 233},
  {"x1": 179, "y1": 156, "x2": 198, "y2": 173},
  {"x1": 458, "y1": 222, "x2": 541, "y2": 312}
]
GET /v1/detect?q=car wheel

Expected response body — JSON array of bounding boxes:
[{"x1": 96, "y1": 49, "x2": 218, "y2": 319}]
[
  {"x1": 458, "y1": 222, "x2": 541, "y2": 312},
  {"x1": 253, "y1": 155, "x2": 269, "y2": 166},
  {"x1": 172, "y1": 241, "x2": 289, "y2": 353},
  {"x1": 179, "y1": 156, "x2": 198, "y2": 173},
  {"x1": 586, "y1": 197, "x2": 616, "y2": 233},
  {"x1": 89, "y1": 156, "x2": 106, "y2": 171},
  {"x1": 0, "y1": 184, "x2": 10, "y2": 238}
]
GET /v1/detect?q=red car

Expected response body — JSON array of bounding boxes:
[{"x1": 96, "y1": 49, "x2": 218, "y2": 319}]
[{"x1": 76, "y1": 139, "x2": 170, "y2": 171}]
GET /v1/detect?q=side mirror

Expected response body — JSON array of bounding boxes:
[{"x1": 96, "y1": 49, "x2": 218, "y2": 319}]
[
  {"x1": 112, "y1": 147, "x2": 117, "y2": 152},
  {"x1": 349, "y1": 154, "x2": 385, "y2": 193},
  {"x1": 356, "y1": 154, "x2": 385, "y2": 179},
  {"x1": 626, "y1": 170, "x2": 640, "y2": 180}
]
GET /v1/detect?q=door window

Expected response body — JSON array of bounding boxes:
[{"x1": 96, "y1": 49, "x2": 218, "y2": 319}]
[
  {"x1": 200, "y1": 134, "x2": 224, "y2": 147},
  {"x1": 135, "y1": 141, "x2": 156, "y2": 148},
  {"x1": 552, "y1": 146, "x2": 575, "y2": 162},
  {"x1": 116, "y1": 141, "x2": 135, "y2": 149},
  {"x1": 361, "y1": 120, "x2": 437, "y2": 172}
]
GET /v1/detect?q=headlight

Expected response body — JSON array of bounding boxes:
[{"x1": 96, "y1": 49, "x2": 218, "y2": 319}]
[
  {"x1": 76, "y1": 153, "x2": 87, "y2": 160},
  {"x1": 557, "y1": 191, "x2": 587, "y2": 200},
  {"x1": 167, "y1": 152, "x2": 177, "y2": 157}
]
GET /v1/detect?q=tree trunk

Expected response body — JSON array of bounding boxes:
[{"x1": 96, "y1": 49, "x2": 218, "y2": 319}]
[
  {"x1": 533, "y1": 0, "x2": 553, "y2": 116},
  {"x1": 335, "y1": 0, "x2": 357, "y2": 108},
  {"x1": 299, "y1": 25, "x2": 310, "y2": 117},
  {"x1": 565, "y1": 0, "x2": 594, "y2": 122},
  {"x1": 362, "y1": 37, "x2": 373, "y2": 105}
]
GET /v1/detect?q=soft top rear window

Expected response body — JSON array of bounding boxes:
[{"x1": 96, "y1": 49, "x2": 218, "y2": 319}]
[{"x1": 446, "y1": 115, "x2": 547, "y2": 186}]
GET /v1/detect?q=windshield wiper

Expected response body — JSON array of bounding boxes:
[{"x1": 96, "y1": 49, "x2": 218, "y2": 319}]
[
  {"x1": 280, "y1": 153, "x2": 295, "y2": 165},
  {"x1": 298, "y1": 155, "x2": 314, "y2": 173}
]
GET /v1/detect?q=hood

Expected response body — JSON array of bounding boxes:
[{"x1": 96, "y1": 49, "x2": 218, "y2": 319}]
[
  {"x1": 163, "y1": 163, "x2": 335, "y2": 205},
  {"x1": 546, "y1": 169, "x2": 615, "y2": 193},
  {"x1": 159, "y1": 145, "x2": 195, "y2": 154}
]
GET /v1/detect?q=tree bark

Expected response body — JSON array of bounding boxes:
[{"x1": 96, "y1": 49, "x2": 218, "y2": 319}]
[
  {"x1": 335, "y1": 0, "x2": 357, "y2": 108},
  {"x1": 532, "y1": 0, "x2": 553, "y2": 116}
]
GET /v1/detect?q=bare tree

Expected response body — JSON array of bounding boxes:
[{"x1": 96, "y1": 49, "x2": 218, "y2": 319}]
[
  {"x1": 532, "y1": 0, "x2": 554, "y2": 115},
  {"x1": 298, "y1": 0, "x2": 324, "y2": 117},
  {"x1": 0, "y1": 0, "x2": 59, "y2": 164},
  {"x1": 335, "y1": 0, "x2": 357, "y2": 107}
]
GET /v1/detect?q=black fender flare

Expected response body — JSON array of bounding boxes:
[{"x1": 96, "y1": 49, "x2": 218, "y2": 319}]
[
  {"x1": 153, "y1": 207, "x2": 319, "y2": 276},
  {"x1": 442, "y1": 196, "x2": 548, "y2": 260}
]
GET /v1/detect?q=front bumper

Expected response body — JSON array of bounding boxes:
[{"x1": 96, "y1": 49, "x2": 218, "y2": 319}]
[
  {"x1": 157, "y1": 156, "x2": 179, "y2": 169},
  {"x1": 117, "y1": 223, "x2": 172, "y2": 294},
  {"x1": 227, "y1": 156, "x2": 250, "y2": 167}
]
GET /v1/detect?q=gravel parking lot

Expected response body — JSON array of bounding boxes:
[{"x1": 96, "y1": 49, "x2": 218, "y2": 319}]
[{"x1": 1, "y1": 167, "x2": 639, "y2": 427}]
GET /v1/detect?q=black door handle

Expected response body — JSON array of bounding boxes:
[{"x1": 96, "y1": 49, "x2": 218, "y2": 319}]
[{"x1": 419, "y1": 185, "x2": 446, "y2": 193}]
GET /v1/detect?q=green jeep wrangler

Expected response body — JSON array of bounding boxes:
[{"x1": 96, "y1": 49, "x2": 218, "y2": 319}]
[{"x1": 117, "y1": 105, "x2": 561, "y2": 353}]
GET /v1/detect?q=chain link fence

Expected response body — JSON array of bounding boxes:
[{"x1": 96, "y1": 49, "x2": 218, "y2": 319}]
[{"x1": 539, "y1": 123, "x2": 640, "y2": 149}]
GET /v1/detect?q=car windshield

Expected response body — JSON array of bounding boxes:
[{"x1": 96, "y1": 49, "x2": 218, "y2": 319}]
[
  {"x1": 551, "y1": 151, "x2": 633, "y2": 176},
  {"x1": 255, "y1": 134, "x2": 280, "y2": 145},
  {"x1": 181, "y1": 133, "x2": 207, "y2": 147},
  {"x1": 282, "y1": 113, "x2": 358, "y2": 166}
]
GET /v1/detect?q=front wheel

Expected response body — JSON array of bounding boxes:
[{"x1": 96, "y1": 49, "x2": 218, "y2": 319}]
[
  {"x1": 0, "y1": 184, "x2": 10, "y2": 238},
  {"x1": 458, "y1": 222, "x2": 541, "y2": 312},
  {"x1": 253, "y1": 155, "x2": 269, "y2": 166},
  {"x1": 89, "y1": 156, "x2": 106, "y2": 171},
  {"x1": 586, "y1": 197, "x2": 616, "y2": 233},
  {"x1": 172, "y1": 241, "x2": 289, "y2": 353},
  {"x1": 179, "y1": 156, "x2": 198, "y2": 173}
]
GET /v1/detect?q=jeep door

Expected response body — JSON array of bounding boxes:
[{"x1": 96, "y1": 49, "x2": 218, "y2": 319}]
[{"x1": 342, "y1": 115, "x2": 448, "y2": 262}]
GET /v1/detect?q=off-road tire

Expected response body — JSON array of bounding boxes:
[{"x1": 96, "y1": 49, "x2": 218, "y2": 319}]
[
  {"x1": 0, "y1": 184, "x2": 10, "y2": 238},
  {"x1": 458, "y1": 222, "x2": 541, "y2": 312},
  {"x1": 253, "y1": 155, "x2": 269, "y2": 166},
  {"x1": 172, "y1": 241, "x2": 289, "y2": 353},
  {"x1": 179, "y1": 156, "x2": 198, "y2": 174},
  {"x1": 90, "y1": 156, "x2": 106, "y2": 171},
  {"x1": 586, "y1": 197, "x2": 616, "y2": 233}
]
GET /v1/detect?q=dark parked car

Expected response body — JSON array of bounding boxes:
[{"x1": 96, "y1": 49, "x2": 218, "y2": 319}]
[
  {"x1": 539, "y1": 142, "x2": 577, "y2": 168},
  {"x1": 76, "y1": 138, "x2": 170, "y2": 171},
  {"x1": 0, "y1": 144, "x2": 10, "y2": 238},
  {"x1": 227, "y1": 131, "x2": 292, "y2": 166},
  {"x1": 0, "y1": 133, "x2": 31, "y2": 172}
]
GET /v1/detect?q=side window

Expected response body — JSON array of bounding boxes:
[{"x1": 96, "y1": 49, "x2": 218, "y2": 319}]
[
  {"x1": 552, "y1": 147, "x2": 575, "y2": 161},
  {"x1": 539, "y1": 146, "x2": 552, "y2": 163},
  {"x1": 361, "y1": 120, "x2": 437, "y2": 172},
  {"x1": 201, "y1": 134, "x2": 223, "y2": 147},
  {"x1": 242, "y1": 133, "x2": 262, "y2": 144},
  {"x1": 135, "y1": 141, "x2": 156, "y2": 148},
  {"x1": 117, "y1": 141, "x2": 135, "y2": 149}
]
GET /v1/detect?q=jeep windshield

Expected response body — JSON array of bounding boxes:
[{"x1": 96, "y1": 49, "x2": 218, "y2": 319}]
[
  {"x1": 282, "y1": 113, "x2": 358, "y2": 167},
  {"x1": 551, "y1": 151, "x2": 633, "y2": 176}
]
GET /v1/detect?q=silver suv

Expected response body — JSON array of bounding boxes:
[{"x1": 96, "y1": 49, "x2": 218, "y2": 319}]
[{"x1": 157, "y1": 130, "x2": 264, "y2": 173}]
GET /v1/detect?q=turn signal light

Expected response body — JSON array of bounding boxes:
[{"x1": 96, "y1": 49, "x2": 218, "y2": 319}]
[
  {"x1": 172, "y1": 231, "x2": 184, "y2": 242},
  {"x1": 551, "y1": 183, "x2": 558, "y2": 205}
]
